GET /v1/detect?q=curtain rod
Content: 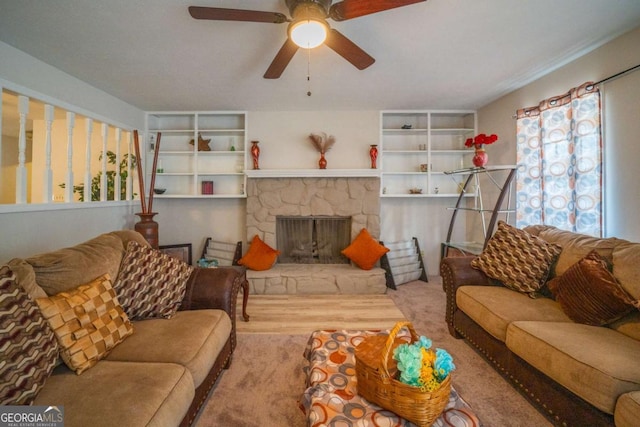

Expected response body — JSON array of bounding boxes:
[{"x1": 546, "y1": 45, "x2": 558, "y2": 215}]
[
  {"x1": 592, "y1": 63, "x2": 640, "y2": 86},
  {"x1": 511, "y1": 63, "x2": 640, "y2": 119}
]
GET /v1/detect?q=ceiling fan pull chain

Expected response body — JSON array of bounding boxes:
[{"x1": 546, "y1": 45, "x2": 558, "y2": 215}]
[{"x1": 307, "y1": 48, "x2": 312, "y2": 96}]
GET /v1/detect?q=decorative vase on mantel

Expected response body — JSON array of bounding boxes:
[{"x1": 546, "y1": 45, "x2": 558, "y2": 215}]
[
  {"x1": 251, "y1": 140, "x2": 260, "y2": 170},
  {"x1": 472, "y1": 145, "x2": 488, "y2": 168},
  {"x1": 319, "y1": 152, "x2": 327, "y2": 169},
  {"x1": 134, "y1": 212, "x2": 159, "y2": 249},
  {"x1": 369, "y1": 145, "x2": 378, "y2": 169}
]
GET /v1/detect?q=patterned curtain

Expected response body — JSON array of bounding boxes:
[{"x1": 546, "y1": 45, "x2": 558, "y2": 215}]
[{"x1": 516, "y1": 82, "x2": 602, "y2": 236}]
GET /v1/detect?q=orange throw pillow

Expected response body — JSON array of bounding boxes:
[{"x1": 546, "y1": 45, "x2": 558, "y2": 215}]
[
  {"x1": 239, "y1": 235, "x2": 280, "y2": 271},
  {"x1": 341, "y1": 228, "x2": 389, "y2": 270}
]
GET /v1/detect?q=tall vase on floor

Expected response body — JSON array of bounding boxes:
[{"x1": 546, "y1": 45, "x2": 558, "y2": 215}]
[
  {"x1": 472, "y1": 145, "x2": 488, "y2": 168},
  {"x1": 135, "y1": 212, "x2": 159, "y2": 249}
]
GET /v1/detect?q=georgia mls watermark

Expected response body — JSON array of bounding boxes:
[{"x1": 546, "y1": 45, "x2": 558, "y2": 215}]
[{"x1": 0, "y1": 406, "x2": 64, "y2": 427}]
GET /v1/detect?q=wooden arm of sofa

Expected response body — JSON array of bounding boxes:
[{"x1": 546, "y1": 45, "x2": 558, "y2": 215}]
[{"x1": 439, "y1": 256, "x2": 495, "y2": 337}]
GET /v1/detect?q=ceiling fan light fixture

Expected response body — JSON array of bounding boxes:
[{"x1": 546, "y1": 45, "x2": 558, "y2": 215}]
[{"x1": 289, "y1": 18, "x2": 328, "y2": 49}]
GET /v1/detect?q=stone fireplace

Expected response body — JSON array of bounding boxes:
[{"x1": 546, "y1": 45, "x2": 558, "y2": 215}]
[
  {"x1": 244, "y1": 176, "x2": 386, "y2": 294},
  {"x1": 246, "y1": 177, "x2": 381, "y2": 252}
]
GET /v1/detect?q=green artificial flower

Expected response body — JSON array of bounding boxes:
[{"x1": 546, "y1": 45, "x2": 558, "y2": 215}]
[{"x1": 434, "y1": 348, "x2": 456, "y2": 380}]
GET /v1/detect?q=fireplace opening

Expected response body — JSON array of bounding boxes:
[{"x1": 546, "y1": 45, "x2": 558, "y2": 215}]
[{"x1": 276, "y1": 216, "x2": 351, "y2": 264}]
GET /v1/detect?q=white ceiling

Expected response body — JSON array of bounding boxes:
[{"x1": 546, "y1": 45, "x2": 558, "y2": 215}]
[{"x1": 1, "y1": 0, "x2": 639, "y2": 112}]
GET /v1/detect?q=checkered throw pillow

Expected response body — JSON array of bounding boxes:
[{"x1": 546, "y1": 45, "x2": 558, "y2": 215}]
[{"x1": 36, "y1": 274, "x2": 133, "y2": 374}]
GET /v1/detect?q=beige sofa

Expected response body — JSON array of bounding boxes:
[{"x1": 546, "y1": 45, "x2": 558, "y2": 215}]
[
  {"x1": 440, "y1": 225, "x2": 640, "y2": 427},
  {"x1": 4, "y1": 230, "x2": 244, "y2": 427}
]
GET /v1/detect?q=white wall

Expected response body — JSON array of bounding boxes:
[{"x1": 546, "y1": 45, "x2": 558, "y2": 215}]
[
  {"x1": 0, "y1": 42, "x2": 143, "y2": 127},
  {"x1": 0, "y1": 205, "x2": 138, "y2": 262},
  {"x1": 381, "y1": 197, "x2": 459, "y2": 275},
  {"x1": 602, "y1": 68, "x2": 640, "y2": 240},
  {"x1": 0, "y1": 41, "x2": 145, "y2": 264},
  {"x1": 247, "y1": 110, "x2": 378, "y2": 170},
  {"x1": 152, "y1": 198, "x2": 246, "y2": 264},
  {"x1": 477, "y1": 26, "x2": 640, "y2": 241}
]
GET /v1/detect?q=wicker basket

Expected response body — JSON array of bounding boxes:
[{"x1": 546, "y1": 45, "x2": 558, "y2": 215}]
[{"x1": 355, "y1": 321, "x2": 451, "y2": 426}]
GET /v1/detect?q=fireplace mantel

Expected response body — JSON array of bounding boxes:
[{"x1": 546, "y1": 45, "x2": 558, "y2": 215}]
[{"x1": 246, "y1": 169, "x2": 380, "y2": 178}]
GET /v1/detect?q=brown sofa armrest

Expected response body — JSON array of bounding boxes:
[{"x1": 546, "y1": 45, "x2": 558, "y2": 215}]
[
  {"x1": 180, "y1": 267, "x2": 242, "y2": 350},
  {"x1": 181, "y1": 267, "x2": 241, "y2": 312},
  {"x1": 440, "y1": 256, "x2": 493, "y2": 290},
  {"x1": 440, "y1": 256, "x2": 495, "y2": 337}
]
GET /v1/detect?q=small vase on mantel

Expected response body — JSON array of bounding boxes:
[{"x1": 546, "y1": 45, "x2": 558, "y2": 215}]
[
  {"x1": 250, "y1": 141, "x2": 260, "y2": 170},
  {"x1": 369, "y1": 145, "x2": 378, "y2": 169},
  {"x1": 319, "y1": 152, "x2": 327, "y2": 169},
  {"x1": 472, "y1": 145, "x2": 488, "y2": 168},
  {"x1": 134, "y1": 212, "x2": 159, "y2": 249}
]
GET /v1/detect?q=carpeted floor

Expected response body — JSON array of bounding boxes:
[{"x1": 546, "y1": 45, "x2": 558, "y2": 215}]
[{"x1": 194, "y1": 278, "x2": 552, "y2": 426}]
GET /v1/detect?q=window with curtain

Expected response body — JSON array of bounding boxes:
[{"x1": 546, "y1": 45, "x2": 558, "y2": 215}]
[{"x1": 515, "y1": 82, "x2": 602, "y2": 237}]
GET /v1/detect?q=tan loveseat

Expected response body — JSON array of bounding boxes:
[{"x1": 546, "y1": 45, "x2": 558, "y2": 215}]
[
  {"x1": 5, "y1": 230, "x2": 244, "y2": 427},
  {"x1": 440, "y1": 225, "x2": 640, "y2": 427}
]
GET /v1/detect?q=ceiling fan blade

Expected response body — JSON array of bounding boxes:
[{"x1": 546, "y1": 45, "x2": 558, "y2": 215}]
[
  {"x1": 188, "y1": 6, "x2": 288, "y2": 24},
  {"x1": 264, "y1": 38, "x2": 299, "y2": 79},
  {"x1": 329, "y1": 0, "x2": 426, "y2": 21},
  {"x1": 324, "y1": 29, "x2": 375, "y2": 70}
]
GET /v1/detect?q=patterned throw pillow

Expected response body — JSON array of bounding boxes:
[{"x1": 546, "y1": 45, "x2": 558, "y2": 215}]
[
  {"x1": 114, "y1": 241, "x2": 194, "y2": 320},
  {"x1": 36, "y1": 274, "x2": 133, "y2": 375},
  {"x1": 471, "y1": 221, "x2": 562, "y2": 295},
  {"x1": 238, "y1": 235, "x2": 280, "y2": 271},
  {"x1": 341, "y1": 228, "x2": 390, "y2": 270},
  {"x1": 548, "y1": 251, "x2": 639, "y2": 325},
  {"x1": 0, "y1": 266, "x2": 59, "y2": 404}
]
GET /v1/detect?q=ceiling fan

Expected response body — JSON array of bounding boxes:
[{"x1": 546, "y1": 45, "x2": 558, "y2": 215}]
[{"x1": 188, "y1": 0, "x2": 426, "y2": 79}]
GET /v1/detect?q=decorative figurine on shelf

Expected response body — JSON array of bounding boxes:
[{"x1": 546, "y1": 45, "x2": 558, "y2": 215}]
[
  {"x1": 369, "y1": 145, "x2": 378, "y2": 169},
  {"x1": 189, "y1": 133, "x2": 211, "y2": 151},
  {"x1": 251, "y1": 140, "x2": 260, "y2": 169},
  {"x1": 309, "y1": 132, "x2": 336, "y2": 169},
  {"x1": 465, "y1": 133, "x2": 498, "y2": 168}
]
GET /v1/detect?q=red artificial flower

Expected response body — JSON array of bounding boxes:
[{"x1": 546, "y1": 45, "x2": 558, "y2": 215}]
[{"x1": 464, "y1": 133, "x2": 498, "y2": 148}]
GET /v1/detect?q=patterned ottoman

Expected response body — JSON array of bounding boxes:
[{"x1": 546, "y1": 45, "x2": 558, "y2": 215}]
[{"x1": 300, "y1": 329, "x2": 482, "y2": 427}]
